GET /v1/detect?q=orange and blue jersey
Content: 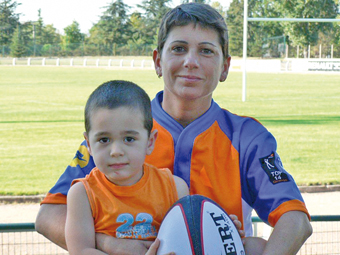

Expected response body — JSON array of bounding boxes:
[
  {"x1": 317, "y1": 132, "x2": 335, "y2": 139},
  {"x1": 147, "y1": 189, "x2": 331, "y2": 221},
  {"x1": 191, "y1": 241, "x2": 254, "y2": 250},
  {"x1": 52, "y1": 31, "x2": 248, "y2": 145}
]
[
  {"x1": 42, "y1": 91, "x2": 310, "y2": 236},
  {"x1": 72, "y1": 164, "x2": 178, "y2": 240}
]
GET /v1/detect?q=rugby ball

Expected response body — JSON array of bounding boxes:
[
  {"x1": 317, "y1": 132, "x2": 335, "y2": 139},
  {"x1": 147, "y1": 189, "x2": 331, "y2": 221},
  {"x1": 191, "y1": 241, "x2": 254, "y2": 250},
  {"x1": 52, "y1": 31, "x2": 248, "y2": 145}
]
[{"x1": 157, "y1": 195, "x2": 245, "y2": 255}]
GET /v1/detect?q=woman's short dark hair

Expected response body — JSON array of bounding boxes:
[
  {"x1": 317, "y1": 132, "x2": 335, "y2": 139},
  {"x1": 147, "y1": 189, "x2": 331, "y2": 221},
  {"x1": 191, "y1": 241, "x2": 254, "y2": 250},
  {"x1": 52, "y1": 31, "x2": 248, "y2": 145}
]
[
  {"x1": 85, "y1": 80, "x2": 153, "y2": 136},
  {"x1": 157, "y1": 3, "x2": 229, "y2": 59}
]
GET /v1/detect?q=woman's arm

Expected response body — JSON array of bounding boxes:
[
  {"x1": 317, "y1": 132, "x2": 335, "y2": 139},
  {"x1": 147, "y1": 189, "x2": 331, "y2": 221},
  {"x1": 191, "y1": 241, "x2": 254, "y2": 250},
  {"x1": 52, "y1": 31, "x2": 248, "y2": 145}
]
[
  {"x1": 263, "y1": 211, "x2": 312, "y2": 255},
  {"x1": 35, "y1": 204, "x2": 68, "y2": 250},
  {"x1": 66, "y1": 182, "x2": 106, "y2": 255},
  {"x1": 173, "y1": 176, "x2": 189, "y2": 199}
]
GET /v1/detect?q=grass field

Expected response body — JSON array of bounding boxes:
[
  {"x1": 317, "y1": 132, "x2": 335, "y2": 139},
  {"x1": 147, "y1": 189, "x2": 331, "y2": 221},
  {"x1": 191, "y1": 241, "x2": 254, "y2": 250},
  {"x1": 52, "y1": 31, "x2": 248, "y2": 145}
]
[{"x1": 1, "y1": 66, "x2": 339, "y2": 195}]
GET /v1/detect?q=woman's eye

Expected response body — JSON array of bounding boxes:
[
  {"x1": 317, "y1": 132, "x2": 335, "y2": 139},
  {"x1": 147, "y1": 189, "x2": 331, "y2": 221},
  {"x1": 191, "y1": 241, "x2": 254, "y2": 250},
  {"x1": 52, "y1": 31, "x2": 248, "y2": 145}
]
[
  {"x1": 99, "y1": 138, "x2": 110, "y2": 144},
  {"x1": 124, "y1": 137, "x2": 135, "y2": 143},
  {"x1": 172, "y1": 46, "x2": 186, "y2": 53},
  {"x1": 201, "y1": 48, "x2": 213, "y2": 54}
]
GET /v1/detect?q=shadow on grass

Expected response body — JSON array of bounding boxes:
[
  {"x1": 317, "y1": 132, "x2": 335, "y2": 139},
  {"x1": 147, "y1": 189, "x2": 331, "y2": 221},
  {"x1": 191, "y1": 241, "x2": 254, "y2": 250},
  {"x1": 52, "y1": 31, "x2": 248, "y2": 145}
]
[{"x1": 258, "y1": 115, "x2": 340, "y2": 125}]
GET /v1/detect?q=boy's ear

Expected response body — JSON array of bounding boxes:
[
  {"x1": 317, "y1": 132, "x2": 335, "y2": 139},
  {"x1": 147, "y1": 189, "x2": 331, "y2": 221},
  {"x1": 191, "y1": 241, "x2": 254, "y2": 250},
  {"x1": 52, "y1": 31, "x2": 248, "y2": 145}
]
[
  {"x1": 146, "y1": 129, "x2": 158, "y2": 155},
  {"x1": 83, "y1": 132, "x2": 92, "y2": 156}
]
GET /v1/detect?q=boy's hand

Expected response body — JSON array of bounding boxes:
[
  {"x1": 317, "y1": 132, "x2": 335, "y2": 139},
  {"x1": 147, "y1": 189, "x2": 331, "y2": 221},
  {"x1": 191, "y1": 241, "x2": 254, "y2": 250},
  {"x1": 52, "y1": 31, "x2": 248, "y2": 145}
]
[
  {"x1": 145, "y1": 239, "x2": 175, "y2": 255},
  {"x1": 96, "y1": 233, "x2": 153, "y2": 254},
  {"x1": 229, "y1": 214, "x2": 245, "y2": 239}
]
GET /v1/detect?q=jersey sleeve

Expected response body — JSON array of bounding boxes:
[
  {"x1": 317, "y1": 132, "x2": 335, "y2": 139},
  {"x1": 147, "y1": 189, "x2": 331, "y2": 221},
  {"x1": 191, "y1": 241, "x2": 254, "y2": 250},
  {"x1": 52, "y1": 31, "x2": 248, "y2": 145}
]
[
  {"x1": 41, "y1": 140, "x2": 95, "y2": 205},
  {"x1": 240, "y1": 120, "x2": 310, "y2": 227}
]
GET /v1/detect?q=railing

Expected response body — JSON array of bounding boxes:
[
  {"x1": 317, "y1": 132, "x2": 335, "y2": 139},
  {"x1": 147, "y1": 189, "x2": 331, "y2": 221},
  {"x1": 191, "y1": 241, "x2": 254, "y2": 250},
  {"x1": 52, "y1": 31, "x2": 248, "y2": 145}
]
[
  {"x1": 1, "y1": 215, "x2": 339, "y2": 255},
  {"x1": 0, "y1": 57, "x2": 154, "y2": 69}
]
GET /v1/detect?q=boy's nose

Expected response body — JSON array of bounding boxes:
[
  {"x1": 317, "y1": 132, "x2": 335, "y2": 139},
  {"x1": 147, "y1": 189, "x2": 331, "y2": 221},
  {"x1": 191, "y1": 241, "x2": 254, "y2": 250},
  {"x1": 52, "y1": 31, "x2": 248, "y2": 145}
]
[{"x1": 110, "y1": 142, "x2": 124, "y2": 157}]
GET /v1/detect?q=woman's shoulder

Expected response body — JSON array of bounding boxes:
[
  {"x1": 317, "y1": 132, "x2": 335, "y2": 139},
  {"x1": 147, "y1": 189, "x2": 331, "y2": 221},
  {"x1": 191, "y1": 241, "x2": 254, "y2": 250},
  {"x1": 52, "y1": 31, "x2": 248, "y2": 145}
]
[{"x1": 220, "y1": 108, "x2": 268, "y2": 133}]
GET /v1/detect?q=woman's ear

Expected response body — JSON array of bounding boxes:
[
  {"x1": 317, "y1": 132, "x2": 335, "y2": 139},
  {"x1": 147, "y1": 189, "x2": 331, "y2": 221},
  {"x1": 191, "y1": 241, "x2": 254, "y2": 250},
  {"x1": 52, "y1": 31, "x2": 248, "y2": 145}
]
[
  {"x1": 153, "y1": 49, "x2": 162, "y2": 78},
  {"x1": 83, "y1": 132, "x2": 92, "y2": 156},
  {"x1": 219, "y1": 55, "x2": 231, "y2": 82},
  {"x1": 146, "y1": 129, "x2": 158, "y2": 155}
]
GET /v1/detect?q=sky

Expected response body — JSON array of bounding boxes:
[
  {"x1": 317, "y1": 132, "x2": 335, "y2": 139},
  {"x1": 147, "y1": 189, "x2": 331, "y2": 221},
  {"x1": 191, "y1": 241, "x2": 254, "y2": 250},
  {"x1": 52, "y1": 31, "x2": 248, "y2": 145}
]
[{"x1": 16, "y1": 0, "x2": 232, "y2": 35}]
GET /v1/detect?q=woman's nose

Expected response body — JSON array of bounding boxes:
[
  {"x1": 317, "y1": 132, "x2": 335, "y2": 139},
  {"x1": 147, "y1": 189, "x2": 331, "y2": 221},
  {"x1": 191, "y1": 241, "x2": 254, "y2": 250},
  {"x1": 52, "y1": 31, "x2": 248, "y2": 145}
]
[{"x1": 184, "y1": 50, "x2": 199, "y2": 69}]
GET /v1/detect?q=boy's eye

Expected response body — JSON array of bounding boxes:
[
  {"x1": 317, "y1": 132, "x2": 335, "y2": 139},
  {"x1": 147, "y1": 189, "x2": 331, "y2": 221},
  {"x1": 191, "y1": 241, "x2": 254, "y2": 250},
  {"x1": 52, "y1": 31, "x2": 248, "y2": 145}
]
[
  {"x1": 124, "y1": 137, "x2": 135, "y2": 143},
  {"x1": 99, "y1": 138, "x2": 110, "y2": 143}
]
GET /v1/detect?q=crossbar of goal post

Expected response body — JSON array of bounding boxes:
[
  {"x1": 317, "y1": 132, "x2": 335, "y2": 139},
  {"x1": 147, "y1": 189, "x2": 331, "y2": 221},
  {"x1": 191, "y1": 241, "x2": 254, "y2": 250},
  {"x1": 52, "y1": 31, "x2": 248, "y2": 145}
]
[{"x1": 242, "y1": 0, "x2": 340, "y2": 102}]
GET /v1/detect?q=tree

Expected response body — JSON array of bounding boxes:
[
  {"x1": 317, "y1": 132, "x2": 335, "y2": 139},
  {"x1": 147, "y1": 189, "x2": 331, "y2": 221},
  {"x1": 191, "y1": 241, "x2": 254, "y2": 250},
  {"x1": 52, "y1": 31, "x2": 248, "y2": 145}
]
[
  {"x1": 180, "y1": 0, "x2": 209, "y2": 3},
  {"x1": 273, "y1": 0, "x2": 338, "y2": 54},
  {"x1": 42, "y1": 24, "x2": 61, "y2": 45},
  {"x1": 227, "y1": 0, "x2": 244, "y2": 56},
  {"x1": 137, "y1": 0, "x2": 171, "y2": 45},
  {"x1": 34, "y1": 9, "x2": 44, "y2": 45},
  {"x1": 88, "y1": 0, "x2": 131, "y2": 55},
  {"x1": 247, "y1": 0, "x2": 285, "y2": 57},
  {"x1": 10, "y1": 24, "x2": 25, "y2": 57},
  {"x1": 127, "y1": 11, "x2": 151, "y2": 55},
  {"x1": 211, "y1": 1, "x2": 227, "y2": 17},
  {"x1": 63, "y1": 21, "x2": 84, "y2": 51},
  {"x1": 0, "y1": 0, "x2": 20, "y2": 46}
]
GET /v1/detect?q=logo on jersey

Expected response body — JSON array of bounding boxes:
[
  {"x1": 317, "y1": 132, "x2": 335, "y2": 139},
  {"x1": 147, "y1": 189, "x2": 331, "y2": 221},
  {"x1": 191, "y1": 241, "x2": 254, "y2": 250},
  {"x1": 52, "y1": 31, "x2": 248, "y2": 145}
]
[
  {"x1": 116, "y1": 213, "x2": 157, "y2": 239},
  {"x1": 259, "y1": 152, "x2": 289, "y2": 184},
  {"x1": 70, "y1": 145, "x2": 90, "y2": 168}
]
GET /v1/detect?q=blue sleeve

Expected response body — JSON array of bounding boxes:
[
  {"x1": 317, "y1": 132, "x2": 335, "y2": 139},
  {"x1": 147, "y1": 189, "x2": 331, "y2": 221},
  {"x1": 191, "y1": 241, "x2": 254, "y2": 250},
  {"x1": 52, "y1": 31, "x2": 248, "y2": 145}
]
[
  {"x1": 49, "y1": 140, "x2": 95, "y2": 196},
  {"x1": 240, "y1": 120, "x2": 305, "y2": 225}
]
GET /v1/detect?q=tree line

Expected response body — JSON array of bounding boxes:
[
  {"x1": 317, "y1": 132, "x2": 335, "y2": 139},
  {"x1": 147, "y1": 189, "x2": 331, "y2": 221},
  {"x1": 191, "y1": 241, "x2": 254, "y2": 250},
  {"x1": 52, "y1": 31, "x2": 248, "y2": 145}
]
[{"x1": 1, "y1": 0, "x2": 339, "y2": 58}]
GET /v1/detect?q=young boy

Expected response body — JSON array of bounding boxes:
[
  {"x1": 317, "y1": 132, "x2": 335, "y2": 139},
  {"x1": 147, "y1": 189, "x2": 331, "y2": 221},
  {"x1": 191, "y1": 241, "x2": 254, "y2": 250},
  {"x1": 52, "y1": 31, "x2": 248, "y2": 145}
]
[{"x1": 65, "y1": 80, "x2": 189, "y2": 254}]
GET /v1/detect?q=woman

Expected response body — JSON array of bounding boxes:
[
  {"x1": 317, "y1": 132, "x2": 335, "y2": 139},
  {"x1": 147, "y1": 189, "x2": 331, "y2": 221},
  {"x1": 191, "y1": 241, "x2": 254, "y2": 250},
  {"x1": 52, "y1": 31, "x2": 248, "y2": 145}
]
[{"x1": 36, "y1": 3, "x2": 312, "y2": 254}]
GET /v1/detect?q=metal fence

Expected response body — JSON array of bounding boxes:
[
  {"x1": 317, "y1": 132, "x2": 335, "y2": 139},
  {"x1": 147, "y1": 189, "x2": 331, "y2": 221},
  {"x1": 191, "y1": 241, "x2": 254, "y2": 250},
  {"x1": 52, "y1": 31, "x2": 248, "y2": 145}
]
[{"x1": 1, "y1": 215, "x2": 339, "y2": 255}]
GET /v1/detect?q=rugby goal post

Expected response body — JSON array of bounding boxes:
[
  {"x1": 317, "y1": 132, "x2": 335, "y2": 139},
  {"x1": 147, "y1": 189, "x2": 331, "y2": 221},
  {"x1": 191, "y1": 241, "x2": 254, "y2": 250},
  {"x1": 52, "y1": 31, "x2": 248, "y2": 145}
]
[{"x1": 242, "y1": 0, "x2": 340, "y2": 102}]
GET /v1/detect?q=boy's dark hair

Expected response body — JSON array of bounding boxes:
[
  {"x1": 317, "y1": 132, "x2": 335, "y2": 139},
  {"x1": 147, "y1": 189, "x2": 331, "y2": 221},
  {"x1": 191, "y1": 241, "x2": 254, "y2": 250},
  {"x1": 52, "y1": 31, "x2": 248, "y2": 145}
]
[
  {"x1": 157, "y1": 3, "x2": 229, "y2": 59},
  {"x1": 85, "y1": 80, "x2": 153, "y2": 135}
]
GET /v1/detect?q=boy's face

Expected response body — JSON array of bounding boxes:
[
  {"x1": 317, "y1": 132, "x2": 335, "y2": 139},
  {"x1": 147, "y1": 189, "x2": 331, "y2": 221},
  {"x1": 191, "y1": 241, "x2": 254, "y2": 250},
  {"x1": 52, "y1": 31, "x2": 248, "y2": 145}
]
[{"x1": 84, "y1": 107, "x2": 157, "y2": 186}]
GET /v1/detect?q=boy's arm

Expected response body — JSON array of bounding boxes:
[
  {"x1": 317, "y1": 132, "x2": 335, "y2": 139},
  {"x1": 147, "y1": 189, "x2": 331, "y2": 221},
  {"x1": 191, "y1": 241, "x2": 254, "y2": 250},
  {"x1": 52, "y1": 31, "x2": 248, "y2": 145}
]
[
  {"x1": 173, "y1": 176, "x2": 189, "y2": 199},
  {"x1": 66, "y1": 182, "x2": 106, "y2": 255}
]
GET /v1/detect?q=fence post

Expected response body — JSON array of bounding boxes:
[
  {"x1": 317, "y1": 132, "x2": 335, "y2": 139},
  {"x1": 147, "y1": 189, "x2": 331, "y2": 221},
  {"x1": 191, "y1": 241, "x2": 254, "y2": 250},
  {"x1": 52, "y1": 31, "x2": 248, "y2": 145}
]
[
  {"x1": 131, "y1": 59, "x2": 134, "y2": 67},
  {"x1": 12, "y1": 58, "x2": 16, "y2": 66},
  {"x1": 28, "y1": 58, "x2": 31, "y2": 66},
  {"x1": 108, "y1": 59, "x2": 112, "y2": 67},
  {"x1": 120, "y1": 59, "x2": 123, "y2": 67},
  {"x1": 83, "y1": 58, "x2": 87, "y2": 67},
  {"x1": 56, "y1": 58, "x2": 60, "y2": 66},
  {"x1": 42, "y1": 58, "x2": 46, "y2": 66},
  {"x1": 70, "y1": 58, "x2": 74, "y2": 66},
  {"x1": 96, "y1": 59, "x2": 100, "y2": 67},
  {"x1": 141, "y1": 60, "x2": 145, "y2": 68},
  {"x1": 319, "y1": 44, "x2": 322, "y2": 58}
]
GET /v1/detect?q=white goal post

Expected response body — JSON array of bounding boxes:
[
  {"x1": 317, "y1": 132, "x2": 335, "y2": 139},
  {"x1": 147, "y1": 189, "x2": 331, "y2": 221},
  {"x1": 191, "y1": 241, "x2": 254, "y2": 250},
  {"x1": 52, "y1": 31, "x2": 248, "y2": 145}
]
[{"x1": 242, "y1": 0, "x2": 340, "y2": 101}]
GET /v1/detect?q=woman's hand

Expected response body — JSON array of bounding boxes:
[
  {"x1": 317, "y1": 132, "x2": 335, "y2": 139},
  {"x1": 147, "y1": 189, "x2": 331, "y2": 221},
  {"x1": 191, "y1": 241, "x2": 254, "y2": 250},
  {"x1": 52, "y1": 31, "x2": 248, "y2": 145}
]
[{"x1": 229, "y1": 214, "x2": 245, "y2": 239}]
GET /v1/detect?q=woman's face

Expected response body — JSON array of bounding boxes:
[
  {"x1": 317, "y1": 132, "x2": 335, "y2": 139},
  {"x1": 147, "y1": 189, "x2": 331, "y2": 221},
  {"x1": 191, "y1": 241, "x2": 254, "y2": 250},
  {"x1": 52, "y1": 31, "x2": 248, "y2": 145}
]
[{"x1": 154, "y1": 23, "x2": 230, "y2": 102}]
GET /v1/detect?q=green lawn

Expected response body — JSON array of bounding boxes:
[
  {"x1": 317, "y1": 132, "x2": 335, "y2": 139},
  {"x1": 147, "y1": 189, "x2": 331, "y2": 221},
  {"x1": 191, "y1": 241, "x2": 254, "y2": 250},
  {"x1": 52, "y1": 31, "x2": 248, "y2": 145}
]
[{"x1": 1, "y1": 66, "x2": 339, "y2": 195}]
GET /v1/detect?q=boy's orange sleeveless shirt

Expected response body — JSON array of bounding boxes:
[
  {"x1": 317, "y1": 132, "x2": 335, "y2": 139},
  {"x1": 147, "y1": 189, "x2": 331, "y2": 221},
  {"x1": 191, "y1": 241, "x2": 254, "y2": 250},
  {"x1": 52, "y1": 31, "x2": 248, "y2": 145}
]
[{"x1": 72, "y1": 163, "x2": 178, "y2": 240}]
